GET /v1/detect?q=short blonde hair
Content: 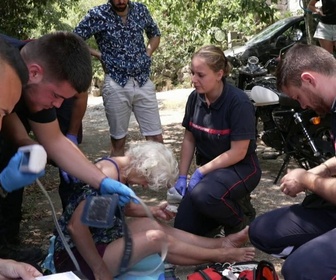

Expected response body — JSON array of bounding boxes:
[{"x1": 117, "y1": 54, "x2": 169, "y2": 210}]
[
  {"x1": 124, "y1": 141, "x2": 178, "y2": 191},
  {"x1": 192, "y1": 45, "x2": 231, "y2": 76}
]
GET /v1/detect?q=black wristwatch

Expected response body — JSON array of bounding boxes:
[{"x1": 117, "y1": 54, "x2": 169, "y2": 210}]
[{"x1": 0, "y1": 182, "x2": 8, "y2": 198}]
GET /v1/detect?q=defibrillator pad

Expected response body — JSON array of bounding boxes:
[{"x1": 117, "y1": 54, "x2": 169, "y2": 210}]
[{"x1": 81, "y1": 194, "x2": 119, "y2": 228}]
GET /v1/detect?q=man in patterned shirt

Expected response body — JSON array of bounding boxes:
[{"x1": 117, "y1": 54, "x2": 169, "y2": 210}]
[{"x1": 74, "y1": 0, "x2": 163, "y2": 156}]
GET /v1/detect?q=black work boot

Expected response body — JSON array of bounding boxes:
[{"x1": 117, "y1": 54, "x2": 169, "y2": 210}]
[
  {"x1": 224, "y1": 214, "x2": 249, "y2": 236},
  {"x1": 237, "y1": 194, "x2": 256, "y2": 224}
]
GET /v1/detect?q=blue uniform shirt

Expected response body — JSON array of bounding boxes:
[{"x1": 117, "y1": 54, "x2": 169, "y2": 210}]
[
  {"x1": 74, "y1": 1, "x2": 161, "y2": 87},
  {"x1": 182, "y1": 82, "x2": 257, "y2": 164}
]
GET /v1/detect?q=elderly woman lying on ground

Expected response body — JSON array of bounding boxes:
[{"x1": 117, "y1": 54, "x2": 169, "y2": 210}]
[{"x1": 52, "y1": 141, "x2": 255, "y2": 279}]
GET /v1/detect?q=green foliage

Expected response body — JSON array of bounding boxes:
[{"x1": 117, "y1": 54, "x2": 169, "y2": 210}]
[
  {"x1": 2, "y1": 0, "x2": 288, "y2": 88},
  {"x1": 31, "y1": 0, "x2": 106, "y2": 79},
  {"x1": 0, "y1": 0, "x2": 77, "y2": 38},
  {"x1": 142, "y1": 0, "x2": 281, "y2": 88}
]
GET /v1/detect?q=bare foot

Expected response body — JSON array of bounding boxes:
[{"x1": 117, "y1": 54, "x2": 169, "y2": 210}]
[
  {"x1": 216, "y1": 246, "x2": 255, "y2": 263},
  {"x1": 221, "y1": 226, "x2": 249, "y2": 248}
]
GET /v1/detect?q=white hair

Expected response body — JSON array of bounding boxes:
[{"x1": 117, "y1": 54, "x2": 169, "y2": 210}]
[{"x1": 124, "y1": 141, "x2": 178, "y2": 191}]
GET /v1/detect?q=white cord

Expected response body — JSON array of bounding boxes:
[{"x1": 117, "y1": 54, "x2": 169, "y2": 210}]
[{"x1": 35, "y1": 179, "x2": 81, "y2": 273}]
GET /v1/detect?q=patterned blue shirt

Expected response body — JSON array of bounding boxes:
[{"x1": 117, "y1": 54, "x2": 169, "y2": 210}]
[{"x1": 74, "y1": 1, "x2": 161, "y2": 87}]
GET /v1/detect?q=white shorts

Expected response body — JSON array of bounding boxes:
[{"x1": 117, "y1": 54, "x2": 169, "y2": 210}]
[
  {"x1": 102, "y1": 75, "x2": 162, "y2": 139},
  {"x1": 314, "y1": 22, "x2": 336, "y2": 41}
]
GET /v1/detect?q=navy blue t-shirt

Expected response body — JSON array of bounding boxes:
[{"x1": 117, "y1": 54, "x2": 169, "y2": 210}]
[
  {"x1": 318, "y1": 0, "x2": 336, "y2": 25},
  {"x1": 182, "y1": 82, "x2": 257, "y2": 164}
]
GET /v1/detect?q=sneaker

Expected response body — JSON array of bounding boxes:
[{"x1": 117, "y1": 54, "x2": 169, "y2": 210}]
[
  {"x1": 167, "y1": 187, "x2": 183, "y2": 204},
  {"x1": 204, "y1": 225, "x2": 225, "y2": 238},
  {"x1": 164, "y1": 262, "x2": 180, "y2": 280},
  {"x1": 0, "y1": 243, "x2": 44, "y2": 264},
  {"x1": 213, "y1": 226, "x2": 226, "y2": 238}
]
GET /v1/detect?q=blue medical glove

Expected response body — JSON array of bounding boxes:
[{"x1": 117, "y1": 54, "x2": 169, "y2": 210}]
[
  {"x1": 59, "y1": 133, "x2": 80, "y2": 184},
  {"x1": 174, "y1": 175, "x2": 187, "y2": 196},
  {"x1": 188, "y1": 168, "x2": 204, "y2": 192},
  {"x1": 66, "y1": 133, "x2": 78, "y2": 146},
  {"x1": 59, "y1": 169, "x2": 80, "y2": 184},
  {"x1": 99, "y1": 177, "x2": 137, "y2": 206},
  {"x1": 0, "y1": 151, "x2": 45, "y2": 192}
]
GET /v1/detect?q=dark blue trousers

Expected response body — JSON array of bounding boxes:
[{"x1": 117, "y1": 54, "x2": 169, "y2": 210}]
[
  {"x1": 249, "y1": 204, "x2": 336, "y2": 280},
  {"x1": 174, "y1": 154, "x2": 261, "y2": 236}
]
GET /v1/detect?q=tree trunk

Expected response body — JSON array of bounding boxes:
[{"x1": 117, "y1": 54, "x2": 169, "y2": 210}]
[{"x1": 302, "y1": 0, "x2": 316, "y2": 45}]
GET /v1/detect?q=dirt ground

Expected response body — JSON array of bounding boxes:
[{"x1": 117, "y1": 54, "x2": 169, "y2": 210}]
[{"x1": 20, "y1": 89, "x2": 305, "y2": 279}]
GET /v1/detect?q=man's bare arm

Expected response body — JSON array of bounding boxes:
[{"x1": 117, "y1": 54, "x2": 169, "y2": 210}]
[
  {"x1": 29, "y1": 119, "x2": 105, "y2": 189},
  {"x1": 89, "y1": 47, "x2": 101, "y2": 60},
  {"x1": 146, "y1": 36, "x2": 160, "y2": 56}
]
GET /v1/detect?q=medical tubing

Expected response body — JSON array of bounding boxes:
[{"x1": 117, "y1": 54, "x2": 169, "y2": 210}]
[{"x1": 36, "y1": 178, "x2": 81, "y2": 273}]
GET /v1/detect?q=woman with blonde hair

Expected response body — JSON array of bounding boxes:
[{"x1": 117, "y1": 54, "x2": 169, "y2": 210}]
[{"x1": 171, "y1": 45, "x2": 261, "y2": 236}]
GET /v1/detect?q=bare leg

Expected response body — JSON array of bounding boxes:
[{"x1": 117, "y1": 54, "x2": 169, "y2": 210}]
[
  {"x1": 110, "y1": 136, "x2": 126, "y2": 156},
  {"x1": 221, "y1": 226, "x2": 250, "y2": 248},
  {"x1": 103, "y1": 229, "x2": 167, "y2": 276},
  {"x1": 319, "y1": 39, "x2": 334, "y2": 54},
  {"x1": 111, "y1": 134, "x2": 163, "y2": 156},
  {"x1": 128, "y1": 218, "x2": 249, "y2": 249},
  {"x1": 145, "y1": 134, "x2": 164, "y2": 143},
  {"x1": 103, "y1": 228, "x2": 254, "y2": 276},
  {"x1": 164, "y1": 234, "x2": 255, "y2": 265}
]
